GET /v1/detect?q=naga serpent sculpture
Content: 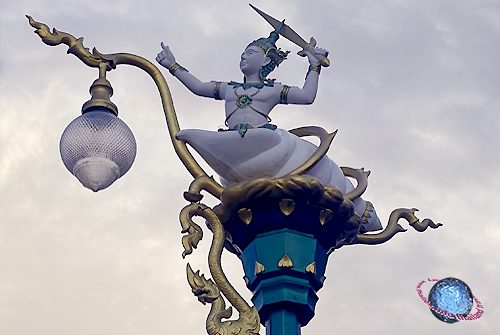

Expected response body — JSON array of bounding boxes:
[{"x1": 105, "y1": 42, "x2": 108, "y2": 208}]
[
  {"x1": 182, "y1": 204, "x2": 260, "y2": 335},
  {"x1": 28, "y1": 15, "x2": 441, "y2": 335}
]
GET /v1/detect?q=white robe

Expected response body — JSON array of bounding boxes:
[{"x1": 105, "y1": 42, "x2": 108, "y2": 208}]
[{"x1": 176, "y1": 126, "x2": 382, "y2": 232}]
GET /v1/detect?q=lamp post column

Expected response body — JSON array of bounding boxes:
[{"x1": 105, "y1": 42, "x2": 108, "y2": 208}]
[
  {"x1": 265, "y1": 309, "x2": 300, "y2": 335},
  {"x1": 224, "y1": 196, "x2": 340, "y2": 335}
]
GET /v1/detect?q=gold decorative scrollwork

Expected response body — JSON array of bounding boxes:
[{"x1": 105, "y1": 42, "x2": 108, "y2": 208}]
[
  {"x1": 287, "y1": 126, "x2": 337, "y2": 176},
  {"x1": 179, "y1": 204, "x2": 205, "y2": 258},
  {"x1": 355, "y1": 208, "x2": 442, "y2": 244},
  {"x1": 340, "y1": 167, "x2": 370, "y2": 200},
  {"x1": 215, "y1": 175, "x2": 347, "y2": 224},
  {"x1": 180, "y1": 203, "x2": 260, "y2": 335},
  {"x1": 26, "y1": 15, "x2": 111, "y2": 69},
  {"x1": 187, "y1": 264, "x2": 260, "y2": 335},
  {"x1": 361, "y1": 201, "x2": 374, "y2": 224}
]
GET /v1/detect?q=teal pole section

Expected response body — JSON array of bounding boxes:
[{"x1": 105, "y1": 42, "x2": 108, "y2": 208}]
[
  {"x1": 265, "y1": 308, "x2": 300, "y2": 335},
  {"x1": 222, "y1": 198, "x2": 357, "y2": 334},
  {"x1": 241, "y1": 230, "x2": 325, "y2": 334}
]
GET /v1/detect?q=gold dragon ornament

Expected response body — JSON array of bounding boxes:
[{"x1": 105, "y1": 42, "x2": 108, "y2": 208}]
[{"x1": 181, "y1": 204, "x2": 261, "y2": 335}]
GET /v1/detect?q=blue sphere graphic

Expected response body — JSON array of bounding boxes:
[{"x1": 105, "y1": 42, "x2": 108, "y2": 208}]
[{"x1": 428, "y1": 277, "x2": 473, "y2": 323}]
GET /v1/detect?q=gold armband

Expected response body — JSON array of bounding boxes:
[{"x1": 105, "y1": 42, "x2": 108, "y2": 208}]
[
  {"x1": 213, "y1": 81, "x2": 222, "y2": 100},
  {"x1": 305, "y1": 64, "x2": 321, "y2": 79},
  {"x1": 279, "y1": 85, "x2": 291, "y2": 105},
  {"x1": 168, "y1": 62, "x2": 188, "y2": 75}
]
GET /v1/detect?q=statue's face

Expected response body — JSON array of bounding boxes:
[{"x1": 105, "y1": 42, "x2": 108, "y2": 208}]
[{"x1": 240, "y1": 46, "x2": 268, "y2": 77}]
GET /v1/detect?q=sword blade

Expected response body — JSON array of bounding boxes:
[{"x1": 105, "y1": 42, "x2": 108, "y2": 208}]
[{"x1": 249, "y1": 4, "x2": 308, "y2": 49}]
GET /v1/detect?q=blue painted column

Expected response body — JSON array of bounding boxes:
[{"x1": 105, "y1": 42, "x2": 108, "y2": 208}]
[
  {"x1": 221, "y1": 196, "x2": 359, "y2": 335},
  {"x1": 240, "y1": 229, "x2": 326, "y2": 335},
  {"x1": 265, "y1": 308, "x2": 300, "y2": 335}
]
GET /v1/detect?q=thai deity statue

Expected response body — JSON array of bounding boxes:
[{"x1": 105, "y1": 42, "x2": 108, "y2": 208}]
[{"x1": 156, "y1": 22, "x2": 382, "y2": 233}]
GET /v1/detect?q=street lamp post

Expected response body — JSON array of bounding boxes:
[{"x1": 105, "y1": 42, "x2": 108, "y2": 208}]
[{"x1": 28, "y1": 15, "x2": 441, "y2": 335}]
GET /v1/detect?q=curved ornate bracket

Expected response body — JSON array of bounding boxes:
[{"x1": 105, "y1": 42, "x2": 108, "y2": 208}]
[
  {"x1": 287, "y1": 126, "x2": 337, "y2": 176},
  {"x1": 340, "y1": 167, "x2": 370, "y2": 200},
  {"x1": 184, "y1": 175, "x2": 223, "y2": 202},
  {"x1": 354, "y1": 208, "x2": 442, "y2": 245},
  {"x1": 27, "y1": 15, "x2": 224, "y2": 199}
]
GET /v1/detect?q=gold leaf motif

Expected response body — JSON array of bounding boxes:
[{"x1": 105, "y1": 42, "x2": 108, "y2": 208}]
[
  {"x1": 319, "y1": 209, "x2": 333, "y2": 225},
  {"x1": 305, "y1": 262, "x2": 316, "y2": 275},
  {"x1": 278, "y1": 254, "x2": 293, "y2": 268},
  {"x1": 361, "y1": 201, "x2": 374, "y2": 224},
  {"x1": 279, "y1": 199, "x2": 295, "y2": 216},
  {"x1": 255, "y1": 261, "x2": 265, "y2": 275},
  {"x1": 27, "y1": 15, "x2": 105, "y2": 68},
  {"x1": 238, "y1": 208, "x2": 252, "y2": 225},
  {"x1": 180, "y1": 204, "x2": 205, "y2": 258},
  {"x1": 186, "y1": 263, "x2": 220, "y2": 304}
]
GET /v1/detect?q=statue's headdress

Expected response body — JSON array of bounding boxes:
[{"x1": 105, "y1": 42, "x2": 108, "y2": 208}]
[{"x1": 247, "y1": 20, "x2": 290, "y2": 82}]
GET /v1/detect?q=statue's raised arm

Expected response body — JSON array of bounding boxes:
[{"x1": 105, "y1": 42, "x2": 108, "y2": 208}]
[
  {"x1": 156, "y1": 42, "x2": 226, "y2": 99},
  {"x1": 285, "y1": 46, "x2": 329, "y2": 105}
]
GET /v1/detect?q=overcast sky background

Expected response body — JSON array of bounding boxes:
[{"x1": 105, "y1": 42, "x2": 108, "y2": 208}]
[{"x1": 1, "y1": 0, "x2": 499, "y2": 334}]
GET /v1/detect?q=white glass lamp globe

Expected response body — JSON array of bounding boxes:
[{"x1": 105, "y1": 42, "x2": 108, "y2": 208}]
[{"x1": 60, "y1": 108, "x2": 137, "y2": 192}]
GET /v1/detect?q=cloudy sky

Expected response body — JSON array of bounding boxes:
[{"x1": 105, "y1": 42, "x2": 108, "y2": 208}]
[{"x1": 1, "y1": 0, "x2": 499, "y2": 334}]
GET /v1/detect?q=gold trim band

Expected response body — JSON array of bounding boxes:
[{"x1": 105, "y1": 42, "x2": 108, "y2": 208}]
[
  {"x1": 279, "y1": 85, "x2": 290, "y2": 104},
  {"x1": 213, "y1": 81, "x2": 222, "y2": 100},
  {"x1": 306, "y1": 64, "x2": 321, "y2": 79},
  {"x1": 168, "y1": 62, "x2": 187, "y2": 75}
]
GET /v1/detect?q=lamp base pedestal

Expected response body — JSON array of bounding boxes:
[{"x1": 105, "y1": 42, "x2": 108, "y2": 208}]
[
  {"x1": 239, "y1": 228, "x2": 327, "y2": 335},
  {"x1": 218, "y1": 179, "x2": 360, "y2": 335}
]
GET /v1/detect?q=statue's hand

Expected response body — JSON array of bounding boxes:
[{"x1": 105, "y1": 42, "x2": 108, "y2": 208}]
[
  {"x1": 156, "y1": 42, "x2": 176, "y2": 68},
  {"x1": 301, "y1": 47, "x2": 329, "y2": 65}
]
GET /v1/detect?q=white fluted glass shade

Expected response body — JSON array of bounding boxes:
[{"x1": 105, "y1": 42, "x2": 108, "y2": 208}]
[{"x1": 60, "y1": 109, "x2": 137, "y2": 192}]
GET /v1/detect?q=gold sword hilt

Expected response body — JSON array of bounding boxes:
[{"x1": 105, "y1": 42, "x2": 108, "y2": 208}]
[{"x1": 297, "y1": 37, "x2": 330, "y2": 67}]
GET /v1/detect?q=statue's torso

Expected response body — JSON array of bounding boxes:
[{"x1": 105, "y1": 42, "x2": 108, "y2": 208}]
[{"x1": 223, "y1": 84, "x2": 282, "y2": 128}]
